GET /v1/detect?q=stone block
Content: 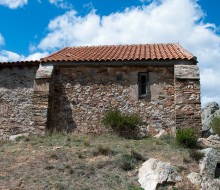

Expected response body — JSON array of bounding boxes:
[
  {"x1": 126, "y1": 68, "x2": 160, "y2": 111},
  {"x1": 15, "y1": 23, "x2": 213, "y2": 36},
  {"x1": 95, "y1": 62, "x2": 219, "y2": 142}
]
[{"x1": 174, "y1": 65, "x2": 200, "y2": 79}]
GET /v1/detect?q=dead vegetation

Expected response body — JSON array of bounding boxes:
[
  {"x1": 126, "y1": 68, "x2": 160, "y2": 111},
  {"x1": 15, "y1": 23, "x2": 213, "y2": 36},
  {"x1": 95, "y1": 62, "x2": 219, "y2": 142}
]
[{"x1": 0, "y1": 133, "x2": 201, "y2": 190}]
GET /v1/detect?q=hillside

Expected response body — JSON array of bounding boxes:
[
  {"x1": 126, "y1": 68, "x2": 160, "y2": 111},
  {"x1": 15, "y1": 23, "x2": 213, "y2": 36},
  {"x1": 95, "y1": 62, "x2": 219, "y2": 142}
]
[{"x1": 0, "y1": 133, "x2": 205, "y2": 190}]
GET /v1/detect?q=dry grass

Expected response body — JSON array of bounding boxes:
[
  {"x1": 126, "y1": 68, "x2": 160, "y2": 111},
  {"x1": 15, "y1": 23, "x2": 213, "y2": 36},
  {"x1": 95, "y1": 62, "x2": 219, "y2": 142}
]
[{"x1": 0, "y1": 133, "x2": 200, "y2": 190}]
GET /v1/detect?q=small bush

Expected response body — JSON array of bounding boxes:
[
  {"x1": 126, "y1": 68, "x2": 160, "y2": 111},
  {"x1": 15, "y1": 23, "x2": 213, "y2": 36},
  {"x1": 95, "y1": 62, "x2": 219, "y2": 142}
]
[
  {"x1": 189, "y1": 149, "x2": 205, "y2": 163},
  {"x1": 210, "y1": 116, "x2": 220, "y2": 136},
  {"x1": 83, "y1": 138, "x2": 91, "y2": 147},
  {"x1": 176, "y1": 128, "x2": 198, "y2": 148},
  {"x1": 102, "y1": 108, "x2": 142, "y2": 138},
  {"x1": 130, "y1": 149, "x2": 146, "y2": 161},
  {"x1": 119, "y1": 154, "x2": 136, "y2": 171},
  {"x1": 183, "y1": 156, "x2": 191, "y2": 163},
  {"x1": 97, "y1": 145, "x2": 113, "y2": 156}
]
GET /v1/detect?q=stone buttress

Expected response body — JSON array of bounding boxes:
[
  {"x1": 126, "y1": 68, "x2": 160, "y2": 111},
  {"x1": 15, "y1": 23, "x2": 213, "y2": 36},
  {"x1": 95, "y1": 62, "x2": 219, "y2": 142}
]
[
  {"x1": 32, "y1": 64, "x2": 54, "y2": 134},
  {"x1": 174, "y1": 65, "x2": 201, "y2": 134}
]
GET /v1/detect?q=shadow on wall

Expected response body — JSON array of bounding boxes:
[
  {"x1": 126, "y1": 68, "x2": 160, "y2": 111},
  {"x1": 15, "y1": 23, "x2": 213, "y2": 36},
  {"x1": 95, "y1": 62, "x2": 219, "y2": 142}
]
[{"x1": 48, "y1": 75, "x2": 77, "y2": 133}]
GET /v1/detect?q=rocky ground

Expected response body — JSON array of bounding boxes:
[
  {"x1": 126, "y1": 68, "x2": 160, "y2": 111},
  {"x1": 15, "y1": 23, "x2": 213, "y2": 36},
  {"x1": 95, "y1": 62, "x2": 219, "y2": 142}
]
[{"x1": 0, "y1": 133, "x2": 206, "y2": 190}]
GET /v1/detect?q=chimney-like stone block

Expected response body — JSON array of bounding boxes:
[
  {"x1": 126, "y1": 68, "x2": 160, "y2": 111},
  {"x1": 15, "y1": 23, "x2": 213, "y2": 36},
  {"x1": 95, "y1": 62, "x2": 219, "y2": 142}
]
[{"x1": 174, "y1": 65, "x2": 202, "y2": 135}]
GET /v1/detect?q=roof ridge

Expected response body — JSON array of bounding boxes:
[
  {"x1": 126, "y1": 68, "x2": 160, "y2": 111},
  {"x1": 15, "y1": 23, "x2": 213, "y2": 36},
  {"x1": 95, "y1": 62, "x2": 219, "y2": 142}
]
[{"x1": 65, "y1": 43, "x2": 178, "y2": 49}]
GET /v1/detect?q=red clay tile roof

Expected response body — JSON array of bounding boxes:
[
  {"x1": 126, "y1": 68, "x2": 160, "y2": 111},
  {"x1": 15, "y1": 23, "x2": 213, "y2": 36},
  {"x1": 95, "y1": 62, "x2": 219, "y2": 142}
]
[
  {"x1": 41, "y1": 43, "x2": 196, "y2": 63},
  {"x1": 0, "y1": 60, "x2": 39, "y2": 66},
  {"x1": 0, "y1": 43, "x2": 196, "y2": 66}
]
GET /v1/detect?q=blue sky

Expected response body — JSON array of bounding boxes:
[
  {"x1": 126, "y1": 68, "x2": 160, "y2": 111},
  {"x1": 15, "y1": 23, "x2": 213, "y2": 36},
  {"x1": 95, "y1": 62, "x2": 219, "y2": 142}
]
[{"x1": 0, "y1": 0, "x2": 220, "y2": 106}]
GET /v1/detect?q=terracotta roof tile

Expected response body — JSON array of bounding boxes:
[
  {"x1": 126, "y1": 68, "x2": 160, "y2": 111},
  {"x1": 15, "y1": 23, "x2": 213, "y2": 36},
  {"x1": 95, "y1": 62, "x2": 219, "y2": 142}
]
[
  {"x1": 0, "y1": 43, "x2": 197, "y2": 66},
  {"x1": 41, "y1": 43, "x2": 196, "y2": 63}
]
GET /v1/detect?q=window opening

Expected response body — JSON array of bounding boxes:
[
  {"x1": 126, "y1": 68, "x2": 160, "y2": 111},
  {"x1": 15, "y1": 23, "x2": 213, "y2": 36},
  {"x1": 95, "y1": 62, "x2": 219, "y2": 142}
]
[
  {"x1": 215, "y1": 163, "x2": 220, "y2": 178},
  {"x1": 138, "y1": 73, "x2": 150, "y2": 98}
]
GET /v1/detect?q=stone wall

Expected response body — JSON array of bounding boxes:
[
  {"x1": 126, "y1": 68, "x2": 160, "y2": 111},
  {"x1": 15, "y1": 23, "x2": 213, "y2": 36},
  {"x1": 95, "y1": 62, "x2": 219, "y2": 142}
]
[
  {"x1": 0, "y1": 63, "x2": 202, "y2": 139},
  {"x1": 174, "y1": 65, "x2": 201, "y2": 134},
  {"x1": 49, "y1": 65, "x2": 175, "y2": 135},
  {"x1": 0, "y1": 66, "x2": 38, "y2": 139}
]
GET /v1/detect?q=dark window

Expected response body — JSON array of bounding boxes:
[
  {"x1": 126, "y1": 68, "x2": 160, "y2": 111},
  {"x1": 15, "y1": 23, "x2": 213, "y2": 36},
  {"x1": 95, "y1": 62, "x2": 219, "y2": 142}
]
[
  {"x1": 215, "y1": 163, "x2": 220, "y2": 178},
  {"x1": 138, "y1": 73, "x2": 150, "y2": 98}
]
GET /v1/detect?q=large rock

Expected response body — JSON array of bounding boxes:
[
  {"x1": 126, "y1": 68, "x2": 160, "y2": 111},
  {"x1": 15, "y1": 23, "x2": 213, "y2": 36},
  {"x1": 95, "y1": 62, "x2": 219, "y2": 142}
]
[
  {"x1": 199, "y1": 148, "x2": 219, "y2": 179},
  {"x1": 201, "y1": 102, "x2": 220, "y2": 136},
  {"x1": 187, "y1": 148, "x2": 220, "y2": 190},
  {"x1": 138, "y1": 158, "x2": 182, "y2": 190},
  {"x1": 188, "y1": 172, "x2": 220, "y2": 190}
]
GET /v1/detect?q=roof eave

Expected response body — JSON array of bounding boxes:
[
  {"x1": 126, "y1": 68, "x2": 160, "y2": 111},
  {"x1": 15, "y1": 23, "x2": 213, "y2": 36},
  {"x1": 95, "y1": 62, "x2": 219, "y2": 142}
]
[{"x1": 41, "y1": 59, "x2": 196, "y2": 67}]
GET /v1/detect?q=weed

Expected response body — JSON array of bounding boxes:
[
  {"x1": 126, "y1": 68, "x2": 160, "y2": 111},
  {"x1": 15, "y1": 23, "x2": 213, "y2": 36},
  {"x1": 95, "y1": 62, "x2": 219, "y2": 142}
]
[
  {"x1": 128, "y1": 186, "x2": 144, "y2": 190},
  {"x1": 161, "y1": 135, "x2": 176, "y2": 146},
  {"x1": 15, "y1": 136, "x2": 26, "y2": 141},
  {"x1": 183, "y1": 156, "x2": 191, "y2": 163},
  {"x1": 155, "y1": 139, "x2": 163, "y2": 145},
  {"x1": 54, "y1": 181, "x2": 68, "y2": 190},
  {"x1": 49, "y1": 152, "x2": 59, "y2": 160},
  {"x1": 177, "y1": 165, "x2": 187, "y2": 173},
  {"x1": 176, "y1": 128, "x2": 197, "y2": 148},
  {"x1": 83, "y1": 138, "x2": 91, "y2": 147},
  {"x1": 189, "y1": 149, "x2": 205, "y2": 163},
  {"x1": 44, "y1": 165, "x2": 55, "y2": 170},
  {"x1": 97, "y1": 144, "x2": 113, "y2": 156},
  {"x1": 210, "y1": 116, "x2": 220, "y2": 135},
  {"x1": 130, "y1": 148, "x2": 146, "y2": 161},
  {"x1": 77, "y1": 152, "x2": 84, "y2": 159}
]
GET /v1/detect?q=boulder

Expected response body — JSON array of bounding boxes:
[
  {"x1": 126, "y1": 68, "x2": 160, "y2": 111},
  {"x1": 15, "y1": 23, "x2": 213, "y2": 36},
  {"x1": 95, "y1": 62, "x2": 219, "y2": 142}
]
[
  {"x1": 187, "y1": 172, "x2": 202, "y2": 186},
  {"x1": 187, "y1": 173, "x2": 220, "y2": 190},
  {"x1": 199, "y1": 148, "x2": 219, "y2": 178},
  {"x1": 138, "y1": 158, "x2": 182, "y2": 190},
  {"x1": 198, "y1": 134, "x2": 220, "y2": 148},
  {"x1": 201, "y1": 102, "x2": 220, "y2": 136}
]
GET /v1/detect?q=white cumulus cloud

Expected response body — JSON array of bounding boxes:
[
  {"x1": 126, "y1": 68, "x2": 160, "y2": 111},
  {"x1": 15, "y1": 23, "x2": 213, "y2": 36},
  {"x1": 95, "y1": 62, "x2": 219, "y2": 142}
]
[
  {"x1": 0, "y1": 0, "x2": 27, "y2": 9},
  {"x1": 0, "y1": 50, "x2": 48, "y2": 62},
  {"x1": 48, "y1": 0, "x2": 72, "y2": 9},
  {"x1": 37, "y1": 0, "x2": 220, "y2": 106},
  {"x1": 38, "y1": 0, "x2": 206, "y2": 49},
  {"x1": 25, "y1": 52, "x2": 49, "y2": 61},
  {"x1": 0, "y1": 33, "x2": 5, "y2": 45},
  {"x1": 0, "y1": 50, "x2": 24, "y2": 62}
]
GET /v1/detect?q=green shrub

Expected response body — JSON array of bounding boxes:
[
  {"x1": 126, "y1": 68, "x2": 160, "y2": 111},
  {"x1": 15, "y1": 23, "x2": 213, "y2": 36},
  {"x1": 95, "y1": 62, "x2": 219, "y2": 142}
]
[
  {"x1": 119, "y1": 154, "x2": 136, "y2": 171},
  {"x1": 189, "y1": 149, "x2": 205, "y2": 163},
  {"x1": 97, "y1": 145, "x2": 113, "y2": 156},
  {"x1": 210, "y1": 116, "x2": 220, "y2": 135},
  {"x1": 102, "y1": 108, "x2": 142, "y2": 138},
  {"x1": 176, "y1": 128, "x2": 197, "y2": 148},
  {"x1": 130, "y1": 148, "x2": 146, "y2": 161}
]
